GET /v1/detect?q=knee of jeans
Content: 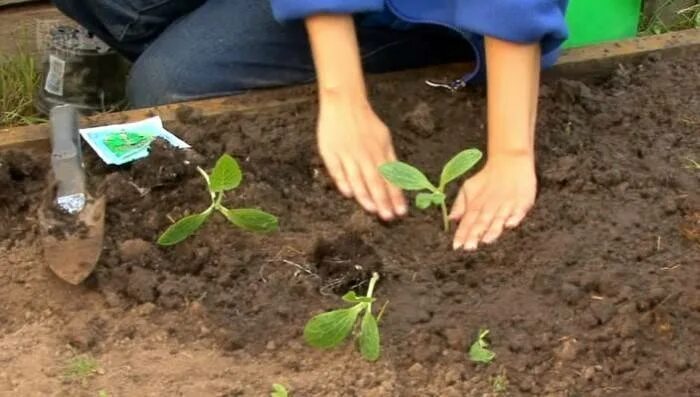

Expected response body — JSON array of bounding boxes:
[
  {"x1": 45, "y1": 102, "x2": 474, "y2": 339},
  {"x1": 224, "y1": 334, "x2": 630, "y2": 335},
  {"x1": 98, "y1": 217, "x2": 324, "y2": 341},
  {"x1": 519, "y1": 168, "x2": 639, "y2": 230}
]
[
  {"x1": 126, "y1": 52, "x2": 196, "y2": 108},
  {"x1": 52, "y1": 0, "x2": 72, "y2": 14}
]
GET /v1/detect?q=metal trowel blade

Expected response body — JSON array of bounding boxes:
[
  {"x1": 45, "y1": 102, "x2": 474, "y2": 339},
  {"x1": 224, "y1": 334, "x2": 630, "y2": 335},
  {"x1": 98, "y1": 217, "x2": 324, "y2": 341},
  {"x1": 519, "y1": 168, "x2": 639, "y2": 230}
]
[{"x1": 38, "y1": 191, "x2": 106, "y2": 285}]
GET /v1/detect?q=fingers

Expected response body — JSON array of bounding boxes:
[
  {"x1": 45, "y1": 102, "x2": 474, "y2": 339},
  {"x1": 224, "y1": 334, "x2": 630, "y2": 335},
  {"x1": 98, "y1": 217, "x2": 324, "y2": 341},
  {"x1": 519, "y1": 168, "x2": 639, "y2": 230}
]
[
  {"x1": 505, "y1": 209, "x2": 528, "y2": 229},
  {"x1": 481, "y1": 205, "x2": 513, "y2": 244},
  {"x1": 385, "y1": 149, "x2": 407, "y2": 216},
  {"x1": 342, "y1": 160, "x2": 376, "y2": 213},
  {"x1": 449, "y1": 189, "x2": 467, "y2": 221},
  {"x1": 360, "y1": 161, "x2": 396, "y2": 221},
  {"x1": 452, "y1": 205, "x2": 482, "y2": 250},
  {"x1": 326, "y1": 146, "x2": 406, "y2": 221},
  {"x1": 324, "y1": 155, "x2": 353, "y2": 198}
]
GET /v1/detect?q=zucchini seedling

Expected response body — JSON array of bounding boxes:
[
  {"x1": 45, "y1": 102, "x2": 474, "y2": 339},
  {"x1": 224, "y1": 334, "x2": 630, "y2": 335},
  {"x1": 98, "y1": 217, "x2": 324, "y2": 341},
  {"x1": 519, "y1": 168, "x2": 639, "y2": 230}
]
[
  {"x1": 469, "y1": 328, "x2": 496, "y2": 364},
  {"x1": 157, "y1": 154, "x2": 278, "y2": 245},
  {"x1": 270, "y1": 383, "x2": 289, "y2": 397},
  {"x1": 304, "y1": 272, "x2": 384, "y2": 361},
  {"x1": 379, "y1": 149, "x2": 482, "y2": 232}
]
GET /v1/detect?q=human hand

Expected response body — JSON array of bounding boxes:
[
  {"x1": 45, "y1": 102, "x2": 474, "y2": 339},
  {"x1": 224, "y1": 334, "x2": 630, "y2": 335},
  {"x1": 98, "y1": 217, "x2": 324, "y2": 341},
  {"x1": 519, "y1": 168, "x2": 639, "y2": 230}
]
[
  {"x1": 449, "y1": 153, "x2": 536, "y2": 250},
  {"x1": 317, "y1": 96, "x2": 407, "y2": 221}
]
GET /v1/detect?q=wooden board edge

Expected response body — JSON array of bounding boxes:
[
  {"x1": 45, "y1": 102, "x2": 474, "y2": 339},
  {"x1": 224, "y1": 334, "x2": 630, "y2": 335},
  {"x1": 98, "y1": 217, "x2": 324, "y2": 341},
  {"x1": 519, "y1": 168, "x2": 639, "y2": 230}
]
[{"x1": 2, "y1": 29, "x2": 699, "y2": 151}]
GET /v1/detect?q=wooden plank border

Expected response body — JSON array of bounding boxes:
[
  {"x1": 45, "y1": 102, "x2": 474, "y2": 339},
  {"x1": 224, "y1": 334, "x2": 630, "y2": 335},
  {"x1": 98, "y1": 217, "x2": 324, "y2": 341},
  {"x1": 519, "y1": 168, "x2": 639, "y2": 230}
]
[{"x1": 2, "y1": 28, "x2": 699, "y2": 151}]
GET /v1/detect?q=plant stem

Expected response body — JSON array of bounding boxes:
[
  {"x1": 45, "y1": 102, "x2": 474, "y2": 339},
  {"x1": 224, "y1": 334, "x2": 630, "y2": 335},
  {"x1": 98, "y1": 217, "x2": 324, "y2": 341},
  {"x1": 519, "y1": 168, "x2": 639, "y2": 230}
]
[
  {"x1": 441, "y1": 202, "x2": 449, "y2": 232},
  {"x1": 196, "y1": 166, "x2": 215, "y2": 201},
  {"x1": 366, "y1": 272, "x2": 380, "y2": 299},
  {"x1": 365, "y1": 272, "x2": 380, "y2": 316}
]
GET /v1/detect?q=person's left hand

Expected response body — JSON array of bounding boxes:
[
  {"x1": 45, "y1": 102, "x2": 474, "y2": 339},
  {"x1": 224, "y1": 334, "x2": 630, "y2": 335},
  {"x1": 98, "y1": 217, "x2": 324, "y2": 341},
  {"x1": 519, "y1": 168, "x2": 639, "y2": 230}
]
[{"x1": 449, "y1": 153, "x2": 537, "y2": 250}]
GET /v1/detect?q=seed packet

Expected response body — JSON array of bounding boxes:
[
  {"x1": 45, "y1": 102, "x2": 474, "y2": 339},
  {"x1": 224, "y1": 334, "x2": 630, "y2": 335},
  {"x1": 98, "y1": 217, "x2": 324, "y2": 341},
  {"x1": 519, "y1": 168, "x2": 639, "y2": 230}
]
[{"x1": 79, "y1": 116, "x2": 189, "y2": 165}]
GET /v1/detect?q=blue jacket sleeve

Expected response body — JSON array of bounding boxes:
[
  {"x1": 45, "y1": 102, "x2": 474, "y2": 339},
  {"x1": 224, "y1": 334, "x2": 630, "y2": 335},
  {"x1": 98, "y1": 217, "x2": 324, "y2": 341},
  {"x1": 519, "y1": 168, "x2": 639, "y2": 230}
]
[
  {"x1": 270, "y1": 0, "x2": 384, "y2": 22},
  {"x1": 454, "y1": 0, "x2": 569, "y2": 55}
]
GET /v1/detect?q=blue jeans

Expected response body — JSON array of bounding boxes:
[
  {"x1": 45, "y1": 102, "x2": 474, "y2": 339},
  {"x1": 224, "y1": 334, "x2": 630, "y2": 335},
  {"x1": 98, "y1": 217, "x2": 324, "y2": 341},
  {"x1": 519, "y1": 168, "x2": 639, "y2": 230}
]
[{"x1": 53, "y1": 0, "x2": 470, "y2": 108}]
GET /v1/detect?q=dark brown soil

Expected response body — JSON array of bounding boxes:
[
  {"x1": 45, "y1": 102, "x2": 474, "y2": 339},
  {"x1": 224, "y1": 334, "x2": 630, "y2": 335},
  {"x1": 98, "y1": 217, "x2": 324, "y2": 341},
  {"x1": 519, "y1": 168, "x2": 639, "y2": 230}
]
[{"x1": 2, "y1": 51, "x2": 699, "y2": 396}]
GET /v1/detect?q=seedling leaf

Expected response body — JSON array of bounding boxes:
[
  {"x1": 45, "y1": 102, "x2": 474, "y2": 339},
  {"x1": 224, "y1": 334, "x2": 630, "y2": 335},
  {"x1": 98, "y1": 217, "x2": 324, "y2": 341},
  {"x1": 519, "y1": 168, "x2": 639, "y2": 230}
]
[
  {"x1": 469, "y1": 329, "x2": 496, "y2": 364},
  {"x1": 439, "y1": 149, "x2": 482, "y2": 188},
  {"x1": 415, "y1": 192, "x2": 445, "y2": 209},
  {"x1": 342, "y1": 291, "x2": 375, "y2": 304},
  {"x1": 209, "y1": 154, "x2": 242, "y2": 192},
  {"x1": 271, "y1": 383, "x2": 289, "y2": 397},
  {"x1": 379, "y1": 162, "x2": 435, "y2": 191},
  {"x1": 224, "y1": 208, "x2": 278, "y2": 232},
  {"x1": 358, "y1": 311, "x2": 380, "y2": 361},
  {"x1": 158, "y1": 212, "x2": 210, "y2": 246},
  {"x1": 304, "y1": 306, "x2": 363, "y2": 349}
]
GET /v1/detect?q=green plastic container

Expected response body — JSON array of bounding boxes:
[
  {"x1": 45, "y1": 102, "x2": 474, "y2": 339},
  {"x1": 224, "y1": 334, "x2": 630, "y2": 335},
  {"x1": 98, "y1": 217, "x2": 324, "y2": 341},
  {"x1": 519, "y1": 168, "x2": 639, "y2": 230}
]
[{"x1": 564, "y1": 0, "x2": 642, "y2": 48}]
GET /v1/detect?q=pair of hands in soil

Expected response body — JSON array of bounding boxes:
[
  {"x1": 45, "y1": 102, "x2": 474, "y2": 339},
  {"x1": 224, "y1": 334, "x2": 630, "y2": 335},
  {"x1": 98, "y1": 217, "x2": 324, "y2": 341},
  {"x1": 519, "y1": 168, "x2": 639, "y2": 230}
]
[
  {"x1": 307, "y1": 15, "x2": 541, "y2": 250},
  {"x1": 317, "y1": 97, "x2": 537, "y2": 251}
]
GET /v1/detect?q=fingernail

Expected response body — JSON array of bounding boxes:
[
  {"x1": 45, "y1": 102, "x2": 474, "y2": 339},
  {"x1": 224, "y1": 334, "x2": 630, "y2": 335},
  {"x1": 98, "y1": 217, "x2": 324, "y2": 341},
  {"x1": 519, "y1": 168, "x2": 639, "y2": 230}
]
[
  {"x1": 452, "y1": 241, "x2": 462, "y2": 250},
  {"x1": 396, "y1": 205, "x2": 408, "y2": 216},
  {"x1": 464, "y1": 241, "x2": 477, "y2": 251},
  {"x1": 379, "y1": 209, "x2": 394, "y2": 220},
  {"x1": 364, "y1": 202, "x2": 377, "y2": 212}
]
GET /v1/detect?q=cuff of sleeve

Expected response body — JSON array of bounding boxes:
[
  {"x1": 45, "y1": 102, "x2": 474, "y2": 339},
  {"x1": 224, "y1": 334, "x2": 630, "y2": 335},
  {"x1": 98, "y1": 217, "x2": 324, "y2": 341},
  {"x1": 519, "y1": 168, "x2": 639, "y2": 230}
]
[{"x1": 270, "y1": 0, "x2": 384, "y2": 22}]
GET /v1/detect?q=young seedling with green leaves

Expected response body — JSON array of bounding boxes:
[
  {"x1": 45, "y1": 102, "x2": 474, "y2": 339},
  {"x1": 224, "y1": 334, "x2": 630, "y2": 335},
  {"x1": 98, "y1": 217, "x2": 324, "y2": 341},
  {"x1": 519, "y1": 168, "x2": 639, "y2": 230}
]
[
  {"x1": 270, "y1": 383, "x2": 289, "y2": 397},
  {"x1": 379, "y1": 149, "x2": 482, "y2": 231},
  {"x1": 304, "y1": 272, "x2": 383, "y2": 361},
  {"x1": 158, "y1": 154, "x2": 278, "y2": 245},
  {"x1": 469, "y1": 328, "x2": 496, "y2": 364}
]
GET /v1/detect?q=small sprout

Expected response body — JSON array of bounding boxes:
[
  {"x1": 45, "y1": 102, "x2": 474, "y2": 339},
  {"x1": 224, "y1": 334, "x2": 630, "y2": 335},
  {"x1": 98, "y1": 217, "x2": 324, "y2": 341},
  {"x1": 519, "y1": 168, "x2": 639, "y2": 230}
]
[
  {"x1": 683, "y1": 156, "x2": 700, "y2": 169},
  {"x1": 304, "y1": 272, "x2": 383, "y2": 361},
  {"x1": 158, "y1": 154, "x2": 278, "y2": 245},
  {"x1": 380, "y1": 149, "x2": 482, "y2": 231},
  {"x1": 469, "y1": 329, "x2": 496, "y2": 364},
  {"x1": 98, "y1": 391, "x2": 110, "y2": 397},
  {"x1": 64, "y1": 355, "x2": 99, "y2": 384},
  {"x1": 490, "y1": 370, "x2": 509, "y2": 394},
  {"x1": 270, "y1": 383, "x2": 289, "y2": 397}
]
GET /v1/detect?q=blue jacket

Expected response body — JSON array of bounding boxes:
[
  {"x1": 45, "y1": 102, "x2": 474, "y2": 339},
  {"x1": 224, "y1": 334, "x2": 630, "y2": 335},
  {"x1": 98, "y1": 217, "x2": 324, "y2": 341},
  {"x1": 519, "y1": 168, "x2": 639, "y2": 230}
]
[{"x1": 270, "y1": 0, "x2": 569, "y2": 87}]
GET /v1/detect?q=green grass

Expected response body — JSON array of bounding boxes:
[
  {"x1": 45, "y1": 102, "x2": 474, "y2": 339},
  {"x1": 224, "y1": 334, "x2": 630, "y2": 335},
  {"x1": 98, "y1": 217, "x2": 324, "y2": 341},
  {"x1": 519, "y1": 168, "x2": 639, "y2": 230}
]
[
  {"x1": 640, "y1": 1, "x2": 700, "y2": 35},
  {"x1": 64, "y1": 355, "x2": 99, "y2": 383},
  {"x1": 0, "y1": 51, "x2": 44, "y2": 128}
]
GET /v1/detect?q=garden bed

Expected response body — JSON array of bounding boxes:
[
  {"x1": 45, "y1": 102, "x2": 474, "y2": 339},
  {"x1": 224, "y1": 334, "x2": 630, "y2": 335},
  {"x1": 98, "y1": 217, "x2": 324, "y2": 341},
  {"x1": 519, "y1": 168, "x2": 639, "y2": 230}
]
[{"x1": 1, "y1": 49, "x2": 699, "y2": 396}]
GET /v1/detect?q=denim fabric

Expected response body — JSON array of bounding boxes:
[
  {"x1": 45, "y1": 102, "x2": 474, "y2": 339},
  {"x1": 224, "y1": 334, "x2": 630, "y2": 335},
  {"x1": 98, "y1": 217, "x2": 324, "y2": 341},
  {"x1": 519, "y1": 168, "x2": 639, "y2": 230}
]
[{"x1": 53, "y1": 0, "x2": 471, "y2": 108}]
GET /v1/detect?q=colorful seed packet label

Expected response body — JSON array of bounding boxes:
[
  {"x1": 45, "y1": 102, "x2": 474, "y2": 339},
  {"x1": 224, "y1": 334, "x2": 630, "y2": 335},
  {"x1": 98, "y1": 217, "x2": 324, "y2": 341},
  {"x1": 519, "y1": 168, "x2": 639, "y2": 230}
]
[{"x1": 79, "y1": 116, "x2": 190, "y2": 165}]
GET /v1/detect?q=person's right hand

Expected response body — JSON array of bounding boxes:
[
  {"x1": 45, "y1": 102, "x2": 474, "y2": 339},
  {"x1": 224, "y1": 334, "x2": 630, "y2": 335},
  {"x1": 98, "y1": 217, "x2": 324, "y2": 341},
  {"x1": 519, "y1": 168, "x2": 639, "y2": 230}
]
[{"x1": 317, "y1": 94, "x2": 407, "y2": 221}]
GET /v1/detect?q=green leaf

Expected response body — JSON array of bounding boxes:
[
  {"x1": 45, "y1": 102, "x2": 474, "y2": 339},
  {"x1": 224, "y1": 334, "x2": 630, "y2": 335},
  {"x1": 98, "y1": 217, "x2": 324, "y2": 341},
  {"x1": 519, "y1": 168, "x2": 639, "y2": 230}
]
[
  {"x1": 439, "y1": 149, "x2": 483, "y2": 188},
  {"x1": 223, "y1": 208, "x2": 278, "y2": 233},
  {"x1": 415, "y1": 192, "x2": 445, "y2": 209},
  {"x1": 379, "y1": 162, "x2": 435, "y2": 191},
  {"x1": 209, "y1": 154, "x2": 242, "y2": 192},
  {"x1": 157, "y1": 212, "x2": 210, "y2": 246},
  {"x1": 469, "y1": 329, "x2": 496, "y2": 364},
  {"x1": 358, "y1": 311, "x2": 381, "y2": 361},
  {"x1": 342, "y1": 291, "x2": 375, "y2": 304},
  {"x1": 270, "y1": 384, "x2": 288, "y2": 397},
  {"x1": 304, "y1": 306, "x2": 363, "y2": 349}
]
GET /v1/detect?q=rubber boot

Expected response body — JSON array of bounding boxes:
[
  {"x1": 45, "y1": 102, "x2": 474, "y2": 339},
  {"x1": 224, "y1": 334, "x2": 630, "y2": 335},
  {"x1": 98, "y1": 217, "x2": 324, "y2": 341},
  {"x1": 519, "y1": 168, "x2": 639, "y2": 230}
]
[{"x1": 36, "y1": 26, "x2": 129, "y2": 115}]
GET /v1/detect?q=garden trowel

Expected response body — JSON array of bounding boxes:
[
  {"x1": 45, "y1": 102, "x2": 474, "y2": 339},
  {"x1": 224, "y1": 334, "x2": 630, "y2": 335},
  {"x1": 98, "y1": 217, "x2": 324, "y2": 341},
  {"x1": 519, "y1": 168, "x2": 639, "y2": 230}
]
[{"x1": 38, "y1": 105, "x2": 105, "y2": 285}]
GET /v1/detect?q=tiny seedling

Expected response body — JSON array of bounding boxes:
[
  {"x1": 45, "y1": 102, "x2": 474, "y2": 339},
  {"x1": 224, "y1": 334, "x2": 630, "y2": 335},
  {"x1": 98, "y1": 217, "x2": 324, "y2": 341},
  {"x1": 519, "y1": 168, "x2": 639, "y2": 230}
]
[
  {"x1": 64, "y1": 355, "x2": 99, "y2": 384},
  {"x1": 684, "y1": 156, "x2": 700, "y2": 170},
  {"x1": 469, "y1": 329, "x2": 496, "y2": 364},
  {"x1": 304, "y1": 272, "x2": 383, "y2": 361},
  {"x1": 270, "y1": 383, "x2": 289, "y2": 397},
  {"x1": 158, "y1": 154, "x2": 278, "y2": 245},
  {"x1": 98, "y1": 391, "x2": 110, "y2": 397},
  {"x1": 379, "y1": 149, "x2": 482, "y2": 231},
  {"x1": 490, "y1": 369, "x2": 509, "y2": 394}
]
